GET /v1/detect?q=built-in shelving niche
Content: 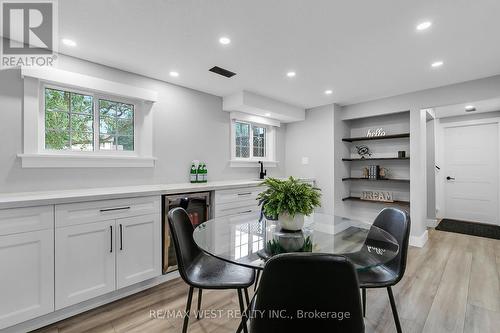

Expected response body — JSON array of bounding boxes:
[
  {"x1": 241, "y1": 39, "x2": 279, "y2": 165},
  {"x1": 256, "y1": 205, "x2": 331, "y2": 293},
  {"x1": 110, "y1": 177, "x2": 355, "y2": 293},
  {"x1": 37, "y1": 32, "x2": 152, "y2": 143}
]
[{"x1": 341, "y1": 111, "x2": 411, "y2": 210}]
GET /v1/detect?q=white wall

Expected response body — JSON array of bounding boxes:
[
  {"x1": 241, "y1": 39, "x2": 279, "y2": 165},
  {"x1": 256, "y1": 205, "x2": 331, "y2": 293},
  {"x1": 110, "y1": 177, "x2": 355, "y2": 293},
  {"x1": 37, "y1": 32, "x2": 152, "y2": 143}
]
[
  {"x1": 0, "y1": 55, "x2": 286, "y2": 193},
  {"x1": 285, "y1": 104, "x2": 335, "y2": 214},
  {"x1": 426, "y1": 118, "x2": 436, "y2": 220},
  {"x1": 341, "y1": 74, "x2": 500, "y2": 241}
]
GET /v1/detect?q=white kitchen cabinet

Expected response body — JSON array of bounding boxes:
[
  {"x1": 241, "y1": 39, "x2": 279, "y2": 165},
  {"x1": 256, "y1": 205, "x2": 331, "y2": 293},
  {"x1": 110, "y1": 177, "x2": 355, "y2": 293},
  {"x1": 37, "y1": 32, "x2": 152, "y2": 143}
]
[
  {"x1": 55, "y1": 220, "x2": 116, "y2": 310},
  {"x1": 0, "y1": 206, "x2": 54, "y2": 330},
  {"x1": 116, "y1": 214, "x2": 161, "y2": 289},
  {"x1": 55, "y1": 196, "x2": 161, "y2": 309},
  {"x1": 0, "y1": 229, "x2": 54, "y2": 329}
]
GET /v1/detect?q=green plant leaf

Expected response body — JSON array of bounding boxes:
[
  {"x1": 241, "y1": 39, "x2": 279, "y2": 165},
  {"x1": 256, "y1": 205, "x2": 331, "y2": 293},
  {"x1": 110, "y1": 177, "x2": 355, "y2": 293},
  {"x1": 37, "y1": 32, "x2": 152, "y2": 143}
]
[{"x1": 257, "y1": 177, "x2": 321, "y2": 218}]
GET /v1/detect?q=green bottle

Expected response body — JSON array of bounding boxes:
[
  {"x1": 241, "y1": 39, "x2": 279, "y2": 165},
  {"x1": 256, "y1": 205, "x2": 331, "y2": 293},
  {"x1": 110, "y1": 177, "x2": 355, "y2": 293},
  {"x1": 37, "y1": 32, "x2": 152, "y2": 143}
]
[
  {"x1": 203, "y1": 163, "x2": 208, "y2": 183},
  {"x1": 190, "y1": 162, "x2": 197, "y2": 183},
  {"x1": 196, "y1": 162, "x2": 204, "y2": 183}
]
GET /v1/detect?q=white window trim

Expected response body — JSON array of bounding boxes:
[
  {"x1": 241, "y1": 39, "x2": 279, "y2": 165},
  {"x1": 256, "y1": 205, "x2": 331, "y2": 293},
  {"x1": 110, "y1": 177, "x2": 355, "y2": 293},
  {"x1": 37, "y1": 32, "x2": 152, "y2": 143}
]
[
  {"x1": 19, "y1": 68, "x2": 157, "y2": 168},
  {"x1": 229, "y1": 118, "x2": 279, "y2": 168}
]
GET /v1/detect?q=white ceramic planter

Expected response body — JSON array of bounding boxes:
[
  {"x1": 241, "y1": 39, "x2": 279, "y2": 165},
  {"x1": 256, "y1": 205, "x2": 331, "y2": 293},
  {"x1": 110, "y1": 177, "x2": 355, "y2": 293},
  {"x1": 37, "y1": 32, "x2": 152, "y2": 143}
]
[{"x1": 278, "y1": 213, "x2": 305, "y2": 231}]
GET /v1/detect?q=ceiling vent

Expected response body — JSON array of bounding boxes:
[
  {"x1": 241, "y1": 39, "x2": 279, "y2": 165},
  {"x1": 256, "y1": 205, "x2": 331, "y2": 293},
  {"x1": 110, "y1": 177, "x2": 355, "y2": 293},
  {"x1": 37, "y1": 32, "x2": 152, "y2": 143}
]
[{"x1": 209, "y1": 66, "x2": 236, "y2": 78}]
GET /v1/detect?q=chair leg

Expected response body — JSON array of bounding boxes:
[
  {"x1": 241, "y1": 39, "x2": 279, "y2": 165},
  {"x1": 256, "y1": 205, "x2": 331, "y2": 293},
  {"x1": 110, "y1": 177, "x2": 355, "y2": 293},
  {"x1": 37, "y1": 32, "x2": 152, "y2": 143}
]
[
  {"x1": 387, "y1": 287, "x2": 402, "y2": 333},
  {"x1": 196, "y1": 289, "x2": 203, "y2": 319},
  {"x1": 182, "y1": 286, "x2": 194, "y2": 333},
  {"x1": 362, "y1": 288, "x2": 366, "y2": 317},
  {"x1": 254, "y1": 270, "x2": 261, "y2": 291},
  {"x1": 244, "y1": 288, "x2": 250, "y2": 307},
  {"x1": 237, "y1": 289, "x2": 248, "y2": 333}
]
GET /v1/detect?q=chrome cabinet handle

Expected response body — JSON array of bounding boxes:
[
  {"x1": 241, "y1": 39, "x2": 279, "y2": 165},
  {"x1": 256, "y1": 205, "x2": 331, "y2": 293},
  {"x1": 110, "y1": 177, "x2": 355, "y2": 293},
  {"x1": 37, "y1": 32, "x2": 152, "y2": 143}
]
[
  {"x1": 100, "y1": 206, "x2": 131, "y2": 213},
  {"x1": 238, "y1": 210, "x2": 252, "y2": 214},
  {"x1": 110, "y1": 225, "x2": 113, "y2": 253},
  {"x1": 237, "y1": 192, "x2": 252, "y2": 196}
]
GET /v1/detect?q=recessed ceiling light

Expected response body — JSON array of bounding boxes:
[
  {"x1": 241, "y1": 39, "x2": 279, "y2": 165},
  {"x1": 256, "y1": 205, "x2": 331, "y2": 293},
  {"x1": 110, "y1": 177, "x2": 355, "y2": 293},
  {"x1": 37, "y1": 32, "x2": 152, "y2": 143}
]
[
  {"x1": 169, "y1": 71, "x2": 179, "y2": 77},
  {"x1": 325, "y1": 90, "x2": 333, "y2": 95},
  {"x1": 286, "y1": 71, "x2": 296, "y2": 78},
  {"x1": 431, "y1": 61, "x2": 444, "y2": 68},
  {"x1": 265, "y1": 113, "x2": 271, "y2": 117},
  {"x1": 61, "y1": 38, "x2": 76, "y2": 47},
  {"x1": 416, "y1": 21, "x2": 432, "y2": 31},
  {"x1": 219, "y1": 36, "x2": 231, "y2": 45},
  {"x1": 465, "y1": 105, "x2": 476, "y2": 112}
]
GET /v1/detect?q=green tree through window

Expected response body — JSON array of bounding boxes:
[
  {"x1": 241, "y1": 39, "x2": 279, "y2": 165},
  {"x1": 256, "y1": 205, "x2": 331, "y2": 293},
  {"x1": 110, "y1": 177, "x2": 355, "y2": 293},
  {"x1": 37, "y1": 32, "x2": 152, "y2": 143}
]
[{"x1": 44, "y1": 88, "x2": 135, "y2": 152}]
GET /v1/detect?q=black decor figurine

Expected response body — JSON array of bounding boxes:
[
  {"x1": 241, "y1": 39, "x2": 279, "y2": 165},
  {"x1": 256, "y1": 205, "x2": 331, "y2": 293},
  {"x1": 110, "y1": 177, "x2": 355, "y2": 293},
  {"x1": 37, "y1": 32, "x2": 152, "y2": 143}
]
[{"x1": 356, "y1": 145, "x2": 372, "y2": 159}]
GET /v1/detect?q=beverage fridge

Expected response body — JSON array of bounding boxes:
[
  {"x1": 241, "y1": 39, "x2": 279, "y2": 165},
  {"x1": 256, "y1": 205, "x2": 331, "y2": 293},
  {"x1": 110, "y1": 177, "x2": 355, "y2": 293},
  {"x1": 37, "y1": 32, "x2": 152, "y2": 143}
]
[{"x1": 162, "y1": 192, "x2": 211, "y2": 273}]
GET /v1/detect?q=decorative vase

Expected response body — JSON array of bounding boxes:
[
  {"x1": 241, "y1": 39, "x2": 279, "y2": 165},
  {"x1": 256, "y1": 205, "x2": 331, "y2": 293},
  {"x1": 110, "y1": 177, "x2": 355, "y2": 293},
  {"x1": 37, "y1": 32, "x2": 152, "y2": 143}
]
[{"x1": 278, "y1": 213, "x2": 305, "y2": 231}]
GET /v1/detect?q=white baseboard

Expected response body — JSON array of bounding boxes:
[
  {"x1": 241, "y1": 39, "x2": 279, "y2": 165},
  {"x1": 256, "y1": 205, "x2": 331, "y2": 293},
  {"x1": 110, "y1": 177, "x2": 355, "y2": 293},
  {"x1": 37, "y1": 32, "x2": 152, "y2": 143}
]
[
  {"x1": 3, "y1": 271, "x2": 180, "y2": 333},
  {"x1": 409, "y1": 229, "x2": 429, "y2": 248}
]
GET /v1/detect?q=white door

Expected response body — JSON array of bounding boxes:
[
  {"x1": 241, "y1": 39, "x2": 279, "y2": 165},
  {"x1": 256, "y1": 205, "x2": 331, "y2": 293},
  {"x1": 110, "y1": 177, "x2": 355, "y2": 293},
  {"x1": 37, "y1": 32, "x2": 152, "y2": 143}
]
[
  {"x1": 443, "y1": 122, "x2": 499, "y2": 224},
  {"x1": 116, "y1": 214, "x2": 161, "y2": 289},
  {"x1": 0, "y1": 230, "x2": 54, "y2": 329},
  {"x1": 55, "y1": 220, "x2": 116, "y2": 309}
]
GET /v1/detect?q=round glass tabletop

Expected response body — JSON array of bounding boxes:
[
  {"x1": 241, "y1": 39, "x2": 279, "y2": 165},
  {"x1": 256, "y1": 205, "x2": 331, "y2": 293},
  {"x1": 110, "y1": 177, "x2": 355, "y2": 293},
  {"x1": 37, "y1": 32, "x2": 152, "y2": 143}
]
[{"x1": 193, "y1": 212, "x2": 399, "y2": 271}]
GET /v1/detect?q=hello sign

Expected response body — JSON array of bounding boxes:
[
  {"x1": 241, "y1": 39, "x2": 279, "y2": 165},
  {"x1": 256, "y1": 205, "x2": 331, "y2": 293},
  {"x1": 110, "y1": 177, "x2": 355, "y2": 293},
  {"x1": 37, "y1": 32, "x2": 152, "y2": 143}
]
[
  {"x1": 360, "y1": 191, "x2": 394, "y2": 203},
  {"x1": 366, "y1": 128, "x2": 386, "y2": 137}
]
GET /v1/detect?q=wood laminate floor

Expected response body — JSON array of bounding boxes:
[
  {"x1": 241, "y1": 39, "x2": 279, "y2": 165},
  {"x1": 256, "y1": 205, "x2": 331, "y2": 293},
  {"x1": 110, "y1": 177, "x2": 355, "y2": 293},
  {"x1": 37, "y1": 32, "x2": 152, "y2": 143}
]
[{"x1": 34, "y1": 229, "x2": 500, "y2": 333}]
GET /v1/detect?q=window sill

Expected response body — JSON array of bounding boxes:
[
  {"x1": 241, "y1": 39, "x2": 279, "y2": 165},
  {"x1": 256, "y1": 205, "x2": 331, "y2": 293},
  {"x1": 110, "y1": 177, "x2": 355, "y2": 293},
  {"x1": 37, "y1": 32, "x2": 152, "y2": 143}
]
[
  {"x1": 18, "y1": 153, "x2": 157, "y2": 168},
  {"x1": 229, "y1": 160, "x2": 279, "y2": 168}
]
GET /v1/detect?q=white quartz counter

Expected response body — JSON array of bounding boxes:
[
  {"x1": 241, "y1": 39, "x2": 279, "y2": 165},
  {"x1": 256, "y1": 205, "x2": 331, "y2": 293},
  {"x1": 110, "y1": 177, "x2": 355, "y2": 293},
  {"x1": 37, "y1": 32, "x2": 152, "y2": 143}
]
[{"x1": 0, "y1": 178, "x2": 315, "y2": 209}]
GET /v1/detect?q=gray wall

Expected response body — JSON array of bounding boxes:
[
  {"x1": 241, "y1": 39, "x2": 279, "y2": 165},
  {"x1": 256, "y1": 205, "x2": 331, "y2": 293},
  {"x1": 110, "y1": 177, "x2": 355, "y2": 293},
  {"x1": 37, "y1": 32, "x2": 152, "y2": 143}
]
[
  {"x1": 285, "y1": 104, "x2": 335, "y2": 214},
  {"x1": 0, "y1": 55, "x2": 286, "y2": 193}
]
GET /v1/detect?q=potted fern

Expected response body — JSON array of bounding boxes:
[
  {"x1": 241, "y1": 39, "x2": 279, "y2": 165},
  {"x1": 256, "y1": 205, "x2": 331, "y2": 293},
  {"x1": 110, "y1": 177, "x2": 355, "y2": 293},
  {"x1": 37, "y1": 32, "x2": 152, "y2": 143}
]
[{"x1": 257, "y1": 177, "x2": 321, "y2": 231}]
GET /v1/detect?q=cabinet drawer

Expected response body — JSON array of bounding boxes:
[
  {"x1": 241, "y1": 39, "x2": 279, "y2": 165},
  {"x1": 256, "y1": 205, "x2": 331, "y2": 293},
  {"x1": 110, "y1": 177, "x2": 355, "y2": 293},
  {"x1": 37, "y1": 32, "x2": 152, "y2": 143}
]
[
  {"x1": 214, "y1": 186, "x2": 263, "y2": 205},
  {"x1": 55, "y1": 196, "x2": 160, "y2": 228},
  {"x1": 0, "y1": 205, "x2": 53, "y2": 236},
  {"x1": 215, "y1": 203, "x2": 261, "y2": 218}
]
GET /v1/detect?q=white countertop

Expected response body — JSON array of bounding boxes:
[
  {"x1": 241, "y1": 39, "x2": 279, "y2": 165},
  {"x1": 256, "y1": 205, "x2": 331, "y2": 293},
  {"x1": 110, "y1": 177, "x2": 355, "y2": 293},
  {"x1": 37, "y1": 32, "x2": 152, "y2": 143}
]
[{"x1": 0, "y1": 178, "x2": 315, "y2": 209}]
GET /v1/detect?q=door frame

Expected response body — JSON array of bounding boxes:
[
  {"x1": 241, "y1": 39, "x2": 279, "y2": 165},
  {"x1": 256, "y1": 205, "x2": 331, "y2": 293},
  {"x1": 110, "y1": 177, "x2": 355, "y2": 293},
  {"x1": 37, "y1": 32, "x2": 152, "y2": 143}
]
[{"x1": 436, "y1": 117, "x2": 500, "y2": 223}]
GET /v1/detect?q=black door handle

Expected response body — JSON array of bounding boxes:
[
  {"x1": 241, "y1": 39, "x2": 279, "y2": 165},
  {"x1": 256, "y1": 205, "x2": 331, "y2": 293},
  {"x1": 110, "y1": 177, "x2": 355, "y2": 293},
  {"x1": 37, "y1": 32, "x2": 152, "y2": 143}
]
[
  {"x1": 110, "y1": 225, "x2": 113, "y2": 253},
  {"x1": 119, "y1": 224, "x2": 123, "y2": 250},
  {"x1": 446, "y1": 176, "x2": 455, "y2": 180}
]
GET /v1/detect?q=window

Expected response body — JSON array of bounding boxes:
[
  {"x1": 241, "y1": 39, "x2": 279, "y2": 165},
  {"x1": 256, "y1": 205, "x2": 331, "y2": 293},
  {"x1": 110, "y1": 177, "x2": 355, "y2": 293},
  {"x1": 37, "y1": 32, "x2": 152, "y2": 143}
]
[
  {"x1": 45, "y1": 88, "x2": 94, "y2": 151},
  {"x1": 233, "y1": 121, "x2": 270, "y2": 159},
  {"x1": 44, "y1": 87, "x2": 135, "y2": 153},
  {"x1": 99, "y1": 99, "x2": 134, "y2": 151},
  {"x1": 20, "y1": 68, "x2": 157, "y2": 168}
]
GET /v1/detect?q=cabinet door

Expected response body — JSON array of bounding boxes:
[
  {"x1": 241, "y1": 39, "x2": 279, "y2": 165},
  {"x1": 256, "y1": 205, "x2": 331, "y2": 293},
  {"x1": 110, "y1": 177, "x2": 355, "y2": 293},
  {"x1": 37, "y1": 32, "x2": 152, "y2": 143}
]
[
  {"x1": 116, "y1": 214, "x2": 161, "y2": 289},
  {"x1": 0, "y1": 229, "x2": 54, "y2": 329},
  {"x1": 55, "y1": 220, "x2": 115, "y2": 309}
]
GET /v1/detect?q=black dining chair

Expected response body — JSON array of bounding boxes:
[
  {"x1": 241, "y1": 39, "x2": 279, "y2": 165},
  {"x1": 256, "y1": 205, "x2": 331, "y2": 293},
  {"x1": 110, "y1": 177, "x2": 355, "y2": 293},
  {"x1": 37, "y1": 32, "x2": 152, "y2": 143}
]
[
  {"x1": 359, "y1": 207, "x2": 410, "y2": 333},
  {"x1": 167, "y1": 207, "x2": 255, "y2": 333},
  {"x1": 238, "y1": 253, "x2": 365, "y2": 333}
]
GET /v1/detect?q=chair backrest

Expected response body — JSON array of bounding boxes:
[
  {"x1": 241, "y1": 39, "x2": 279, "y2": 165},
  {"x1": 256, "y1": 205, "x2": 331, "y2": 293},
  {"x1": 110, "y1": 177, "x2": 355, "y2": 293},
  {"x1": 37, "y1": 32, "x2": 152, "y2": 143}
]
[
  {"x1": 250, "y1": 253, "x2": 365, "y2": 333},
  {"x1": 372, "y1": 207, "x2": 411, "y2": 283},
  {"x1": 167, "y1": 207, "x2": 201, "y2": 283}
]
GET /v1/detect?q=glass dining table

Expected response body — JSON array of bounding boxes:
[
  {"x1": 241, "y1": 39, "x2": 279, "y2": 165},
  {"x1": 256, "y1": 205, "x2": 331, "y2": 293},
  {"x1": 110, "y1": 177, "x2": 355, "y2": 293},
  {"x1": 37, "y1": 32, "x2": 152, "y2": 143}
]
[{"x1": 193, "y1": 212, "x2": 399, "y2": 271}]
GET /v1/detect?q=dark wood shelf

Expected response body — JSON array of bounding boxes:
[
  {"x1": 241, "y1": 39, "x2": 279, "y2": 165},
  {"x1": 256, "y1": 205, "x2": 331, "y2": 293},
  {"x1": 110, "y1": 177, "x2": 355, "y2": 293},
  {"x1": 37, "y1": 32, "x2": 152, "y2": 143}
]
[
  {"x1": 342, "y1": 157, "x2": 410, "y2": 161},
  {"x1": 342, "y1": 196, "x2": 410, "y2": 206},
  {"x1": 342, "y1": 133, "x2": 410, "y2": 142},
  {"x1": 342, "y1": 177, "x2": 410, "y2": 183}
]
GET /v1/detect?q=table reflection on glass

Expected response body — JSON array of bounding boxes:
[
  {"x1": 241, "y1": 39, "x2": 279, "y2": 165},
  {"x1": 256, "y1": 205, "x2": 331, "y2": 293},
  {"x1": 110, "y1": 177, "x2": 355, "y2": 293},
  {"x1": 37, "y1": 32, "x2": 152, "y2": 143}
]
[{"x1": 193, "y1": 212, "x2": 399, "y2": 271}]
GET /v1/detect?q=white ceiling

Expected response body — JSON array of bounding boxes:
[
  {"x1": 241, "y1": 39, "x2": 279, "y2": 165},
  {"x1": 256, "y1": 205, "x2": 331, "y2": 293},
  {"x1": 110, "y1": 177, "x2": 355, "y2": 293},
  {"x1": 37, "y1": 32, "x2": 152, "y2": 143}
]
[
  {"x1": 57, "y1": 0, "x2": 500, "y2": 108},
  {"x1": 434, "y1": 97, "x2": 500, "y2": 119}
]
